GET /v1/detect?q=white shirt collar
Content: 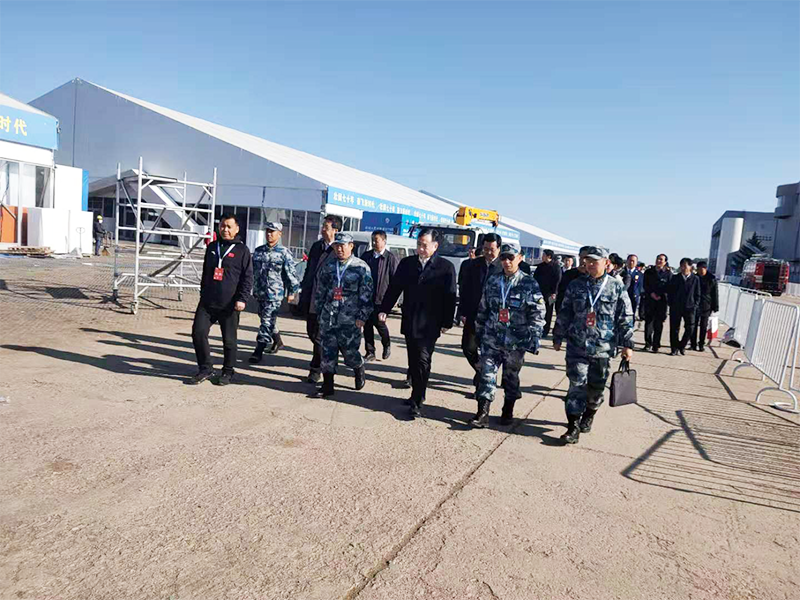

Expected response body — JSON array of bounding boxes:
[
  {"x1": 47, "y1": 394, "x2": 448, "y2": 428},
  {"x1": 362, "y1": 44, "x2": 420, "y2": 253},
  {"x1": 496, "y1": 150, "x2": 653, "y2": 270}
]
[
  {"x1": 419, "y1": 256, "x2": 430, "y2": 267},
  {"x1": 374, "y1": 249, "x2": 385, "y2": 258}
]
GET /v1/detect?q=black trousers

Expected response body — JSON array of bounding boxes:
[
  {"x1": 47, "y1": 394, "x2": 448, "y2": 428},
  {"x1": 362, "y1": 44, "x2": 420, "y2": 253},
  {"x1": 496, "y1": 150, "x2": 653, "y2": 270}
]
[
  {"x1": 306, "y1": 313, "x2": 323, "y2": 374},
  {"x1": 670, "y1": 309, "x2": 696, "y2": 351},
  {"x1": 461, "y1": 319, "x2": 480, "y2": 384},
  {"x1": 691, "y1": 310, "x2": 712, "y2": 349},
  {"x1": 644, "y1": 299, "x2": 667, "y2": 348},
  {"x1": 543, "y1": 297, "x2": 555, "y2": 337},
  {"x1": 192, "y1": 302, "x2": 240, "y2": 373},
  {"x1": 406, "y1": 336, "x2": 437, "y2": 406},
  {"x1": 363, "y1": 309, "x2": 390, "y2": 354}
]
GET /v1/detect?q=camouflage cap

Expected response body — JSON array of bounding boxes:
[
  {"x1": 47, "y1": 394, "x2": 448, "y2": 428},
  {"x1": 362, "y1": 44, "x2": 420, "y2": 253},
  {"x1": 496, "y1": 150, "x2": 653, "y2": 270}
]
[
  {"x1": 584, "y1": 246, "x2": 609, "y2": 260},
  {"x1": 264, "y1": 221, "x2": 283, "y2": 232},
  {"x1": 332, "y1": 232, "x2": 354, "y2": 245},
  {"x1": 499, "y1": 244, "x2": 521, "y2": 259}
]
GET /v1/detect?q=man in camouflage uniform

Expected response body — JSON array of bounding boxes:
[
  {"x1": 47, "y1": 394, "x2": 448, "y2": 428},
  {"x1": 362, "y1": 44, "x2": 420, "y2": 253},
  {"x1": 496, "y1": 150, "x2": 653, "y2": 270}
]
[
  {"x1": 249, "y1": 222, "x2": 301, "y2": 364},
  {"x1": 470, "y1": 245, "x2": 546, "y2": 428},
  {"x1": 553, "y1": 246, "x2": 634, "y2": 444},
  {"x1": 313, "y1": 232, "x2": 374, "y2": 397}
]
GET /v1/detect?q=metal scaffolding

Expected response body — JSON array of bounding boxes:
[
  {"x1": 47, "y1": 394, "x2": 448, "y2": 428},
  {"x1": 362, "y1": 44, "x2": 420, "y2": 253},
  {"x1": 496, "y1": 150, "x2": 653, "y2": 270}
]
[{"x1": 112, "y1": 157, "x2": 217, "y2": 314}]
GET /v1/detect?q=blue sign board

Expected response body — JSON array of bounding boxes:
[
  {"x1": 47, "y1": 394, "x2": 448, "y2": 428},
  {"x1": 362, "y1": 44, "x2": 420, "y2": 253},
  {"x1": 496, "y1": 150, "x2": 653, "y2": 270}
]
[
  {"x1": 0, "y1": 104, "x2": 59, "y2": 150},
  {"x1": 361, "y1": 211, "x2": 420, "y2": 236},
  {"x1": 327, "y1": 186, "x2": 520, "y2": 240}
]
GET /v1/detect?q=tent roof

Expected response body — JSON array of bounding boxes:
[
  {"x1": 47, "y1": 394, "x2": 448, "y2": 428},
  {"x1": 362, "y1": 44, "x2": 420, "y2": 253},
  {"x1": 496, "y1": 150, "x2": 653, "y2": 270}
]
[
  {"x1": 0, "y1": 91, "x2": 56, "y2": 119},
  {"x1": 79, "y1": 80, "x2": 456, "y2": 219}
]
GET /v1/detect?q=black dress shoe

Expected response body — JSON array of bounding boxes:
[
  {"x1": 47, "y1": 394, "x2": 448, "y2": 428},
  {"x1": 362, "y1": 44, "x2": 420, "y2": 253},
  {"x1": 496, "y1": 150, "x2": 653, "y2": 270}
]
[
  {"x1": 698, "y1": 346, "x2": 706, "y2": 352},
  {"x1": 186, "y1": 370, "x2": 214, "y2": 385},
  {"x1": 306, "y1": 371, "x2": 321, "y2": 384},
  {"x1": 398, "y1": 378, "x2": 412, "y2": 389},
  {"x1": 670, "y1": 349, "x2": 679, "y2": 356},
  {"x1": 382, "y1": 346, "x2": 391, "y2": 360},
  {"x1": 679, "y1": 348, "x2": 686, "y2": 356},
  {"x1": 215, "y1": 369, "x2": 234, "y2": 386},
  {"x1": 409, "y1": 403, "x2": 422, "y2": 418},
  {"x1": 643, "y1": 344, "x2": 652, "y2": 352},
  {"x1": 363, "y1": 352, "x2": 376, "y2": 362},
  {"x1": 651, "y1": 347, "x2": 659, "y2": 353}
]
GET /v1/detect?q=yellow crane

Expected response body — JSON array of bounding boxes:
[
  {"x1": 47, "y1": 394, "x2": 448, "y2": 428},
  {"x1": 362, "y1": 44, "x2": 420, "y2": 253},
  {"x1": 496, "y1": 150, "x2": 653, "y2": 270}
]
[{"x1": 454, "y1": 206, "x2": 500, "y2": 228}]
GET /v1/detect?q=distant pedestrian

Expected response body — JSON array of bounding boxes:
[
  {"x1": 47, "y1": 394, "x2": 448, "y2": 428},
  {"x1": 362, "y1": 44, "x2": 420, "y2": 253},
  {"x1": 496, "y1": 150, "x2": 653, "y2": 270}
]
[
  {"x1": 668, "y1": 258, "x2": 701, "y2": 356},
  {"x1": 189, "y1": 214, "x2": 253, "y2": 386},
  {"x1": 643, "y1": 254, "x2": 672, "y2": 352},
  {"x1": 533, "y1": 249, "x2": 561, "y2": 337},
  {"x1": 622, "y1": 254, "x2": 643, "y2": 319},
  {"x1": 379, "y1": 228, "x2": 457, "y2": 418},
  {"x1": 93, "y1": 215, "x2": 105, "y2": 256},
  {"x1": 553, "y1": 246, "x2": 634, "y2": 445},
  {"x1": 470, "y1": 244, "x2": 545, "y2": 428},
  {"x1": 249, "y1": 222, "x2": 300, "y2": 364},
  {"x1": 562, "y1": 255, "x2": 575, "y2": 273},
  {"x1": 362, "y1": 230, "x2": 399, "y2": 362},
  {"x1": 458, "y1": 233, "x2": 502, "y2": 394},
  {"x1": 691, "y1": 261, "x2": 719, "y2": 352},
  {"x1": 300, "y1": 215, "x2": 341, "y2": 383},
  {"x1": 556, "y1": 246, "x2": 590, "y2": 315},
  {"x1": 313, "y1": 233, "x2": 374, "y2": 397}
]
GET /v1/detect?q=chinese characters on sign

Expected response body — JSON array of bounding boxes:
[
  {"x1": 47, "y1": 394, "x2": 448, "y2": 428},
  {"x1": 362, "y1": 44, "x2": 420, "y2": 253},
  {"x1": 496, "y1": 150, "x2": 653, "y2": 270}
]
[{"x1": 0, "y1": 116, "x2": 27, "y2": 136}]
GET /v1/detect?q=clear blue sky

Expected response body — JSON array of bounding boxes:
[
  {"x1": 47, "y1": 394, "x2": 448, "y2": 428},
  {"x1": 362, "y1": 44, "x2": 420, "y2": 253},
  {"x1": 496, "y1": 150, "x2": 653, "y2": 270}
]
[{"x1": 1, "y1": 1, "x2": 798, "y2": 261}]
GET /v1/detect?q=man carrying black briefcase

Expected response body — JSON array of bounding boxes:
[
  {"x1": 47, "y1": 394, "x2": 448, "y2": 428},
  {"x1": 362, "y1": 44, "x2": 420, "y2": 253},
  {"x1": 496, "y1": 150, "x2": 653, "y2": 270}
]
[{"x1": 552, "y1": 247, "x2": 635, "y2": 445}]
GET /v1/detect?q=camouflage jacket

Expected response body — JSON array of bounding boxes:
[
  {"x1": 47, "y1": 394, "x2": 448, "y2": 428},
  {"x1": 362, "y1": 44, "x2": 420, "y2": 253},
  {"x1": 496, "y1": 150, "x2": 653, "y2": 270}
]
[
  {"x1": 553, "y1": 273, "x2": 634, "y2": 358},
  {"x1": 252, "y1": 243, "x2": 301, "y2": 303},
  {"x1": 314, "y1": 256, "x2": 374, "y2": 329},
  {"x1": 475, "y1": 270, "x2": 546, "y2": 352}
]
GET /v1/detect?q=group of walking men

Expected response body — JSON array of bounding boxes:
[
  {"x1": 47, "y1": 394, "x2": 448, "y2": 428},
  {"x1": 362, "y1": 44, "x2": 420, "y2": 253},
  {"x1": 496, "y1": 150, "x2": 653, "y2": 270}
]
[{"x1": 188, "y1": 213, "x2": 637, "y2": 444}]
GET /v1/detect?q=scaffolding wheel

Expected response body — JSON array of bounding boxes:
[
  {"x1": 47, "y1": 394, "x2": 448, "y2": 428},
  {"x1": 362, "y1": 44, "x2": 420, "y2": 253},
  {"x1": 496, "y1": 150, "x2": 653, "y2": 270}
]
[{"x1": 130, "y1": 302, "x2": 138, "y2": 315}]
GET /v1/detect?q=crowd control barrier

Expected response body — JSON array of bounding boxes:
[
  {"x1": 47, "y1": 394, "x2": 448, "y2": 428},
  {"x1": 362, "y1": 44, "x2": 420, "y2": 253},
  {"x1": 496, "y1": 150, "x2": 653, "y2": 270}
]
[{"x1": 731, "y1": 299, "x2": 800, "y2": 414}]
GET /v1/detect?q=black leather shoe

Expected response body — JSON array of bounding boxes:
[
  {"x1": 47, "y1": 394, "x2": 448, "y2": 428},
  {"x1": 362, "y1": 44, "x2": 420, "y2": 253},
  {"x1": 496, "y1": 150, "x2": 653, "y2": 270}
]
[
  {"x1": 561, "y1": 416, "x2": 581, "y2": 444},
  {"x1": 266, "y1": 334, "x2": 284, "y2": 355},
  {"x1": 382, "y1": 345, "x2": 391, "y2": 360},
  {"x1": 579, "y1": 409, "x2": 597, "y2": 433},
  {"x1": 398, "y1": 378, "x2": 412, "y2": 389},
  {"x1": 316, "y1": 373, "x2": 334, "y2": 397},
  {"x1": 306, "y1": 371, "x2": 321, "y2": 384},
  {"x1": 249, "y1": 342, "x2": 267, "y2": 364},
  {"x1": 354, "y1": 366, "x2": 366, "y2": 390},
  {"x1": 670, "y1": 349, "x2": 679, "y2": 356},
  {"x1": 679, "y1": 348, "x2": 686, "y2": 356},
  {"x1": 216, "y1": 369, "x2": 234, "y2": 386},
  {"x1": 643, "y1": 344, "x2": 652, "y2": 352},
  {"x1": 469, "y1": 400, "x2": 490, "y2": 428},
  {"x1": 186, "y1": 370, "x2": 214, "y2": 385},
  {"x1": 409, "y1": 403, "x2": 422, "y2": 418},
  {"x1": 698, "y1": 346, "x2": 706, "y2": 352},
  {"x1": 499, "y1": 399, "x2": 516, "y2": 426},
  {"x1": 651, "y1": 347, "x2": 659, "y2": 353},
  {"x1": 364, "y1": 352, "x2": 376, "y2": 362}
]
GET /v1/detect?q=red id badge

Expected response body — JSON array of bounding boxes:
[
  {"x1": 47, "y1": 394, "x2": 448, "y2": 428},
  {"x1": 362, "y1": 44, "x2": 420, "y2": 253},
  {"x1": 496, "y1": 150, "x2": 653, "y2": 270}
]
[
  {"x1": 213, "y1": 267, "x2": 224, "y2": 281},
  {"x1": 333, "y1": 287, "x2": 344, "y2": 301},
  {"x1": 499, "y1": 308, "x2": 510, "y2": 323},
  {"x1": 586, "y1": 311, "x2": 596, "y2": 327}
]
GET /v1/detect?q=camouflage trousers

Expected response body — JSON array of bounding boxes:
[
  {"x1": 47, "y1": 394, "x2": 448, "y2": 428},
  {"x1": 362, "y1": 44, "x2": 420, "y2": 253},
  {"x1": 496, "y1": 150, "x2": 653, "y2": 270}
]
[
  {"x1": 565, "y1": 356, "x2": 610, "y2": 417},
  {"x1": 477, "y1": 347, "x2": 526, "y2": 404},
  {"x1": 256, "y1": 300, "x2": 282, "y2": 346},
  {"x1": 320, "y1": 325, "x2": 364, "y2": 374}
]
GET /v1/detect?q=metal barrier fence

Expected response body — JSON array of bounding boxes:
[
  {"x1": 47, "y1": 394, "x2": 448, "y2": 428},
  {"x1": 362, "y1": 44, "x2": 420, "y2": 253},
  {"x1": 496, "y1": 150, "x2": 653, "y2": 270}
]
[
  {"x1": 732, "y1": 300, "x2": 800, "y2": 413},
  {"x1": 786, "y1": 282, "x2": 800, "y2": 297}
]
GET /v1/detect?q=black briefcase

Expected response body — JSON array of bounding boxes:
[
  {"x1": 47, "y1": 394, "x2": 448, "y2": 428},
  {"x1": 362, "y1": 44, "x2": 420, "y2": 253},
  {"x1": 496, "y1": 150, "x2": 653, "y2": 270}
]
[{"x1": 609, "y1": 358, "x2": 637, "y2": 407}]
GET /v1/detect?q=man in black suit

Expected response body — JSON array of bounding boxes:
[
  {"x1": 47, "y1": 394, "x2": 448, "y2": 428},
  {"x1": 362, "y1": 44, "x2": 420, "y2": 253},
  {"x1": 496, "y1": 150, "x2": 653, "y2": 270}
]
[
  {"x1": 668, "y1": 258, "x2": 701, "y2": 356},
  {"x1": 643, "y1": 253, "x2": 672, "y2": 352},
  {"x1": 379, "y1": 228, "x2": 457, "y2": 418},
  {"x1": 533, "y1": 249, "x2": 562, "y2": 337},
  {"x1": 556, "y1": 246, "x2": 589, "y2": 315},
  {"x1": 691, "y1": 260, "x2": 719, "y2": 352},
  {"x1": 362, "y1": 230, "x2": 399, "y2": 361},
  {"x1": 457, "y1": 233, "x2": 502, "y2": 393},
  {"x1": 300, "y1": 214, "x2": 341, "y2": 383}
]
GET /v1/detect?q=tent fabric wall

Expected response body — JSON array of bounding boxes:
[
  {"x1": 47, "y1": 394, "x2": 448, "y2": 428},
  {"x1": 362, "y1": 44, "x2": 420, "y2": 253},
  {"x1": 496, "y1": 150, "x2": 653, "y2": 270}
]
[{"x1": 27, "y1": 208, "x2": 93, "y2": 254}]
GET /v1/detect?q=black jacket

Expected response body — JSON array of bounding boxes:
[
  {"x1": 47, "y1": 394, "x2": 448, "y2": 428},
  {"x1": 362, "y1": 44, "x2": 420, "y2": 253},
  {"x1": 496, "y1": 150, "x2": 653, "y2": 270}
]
[
  {"x1": 199, "y1": 237, "x2": 253, "y2": 310},
  {"x1": 534, "y1": 261, "x2": 562, "y2": 297},
  {"x1": 556, "y1": 267, "x2": 583, "y2": 312},
  {"x1": 699, "y1": 272, "x2": 719, "y2": 314},
  {"x1": 457, "y1": 256, "x2": 501, "y2": 323},
  {"x1": 381, "y1": 254, "x2": 457, "y2": 339},
  {"x1": 668, "y1": 273, "x2": 701, "y2": 313},
  {"x1": 643, "y1": 267, "x2": 672, "y2": 305},
  {"x1": 300, "y1": 239, "x2": 335, "y2": 314},
  {"x1": 93, "y1": 221, "x2": 104, "y2": 239},
  {"x1": 363, "y1": 249, "x2": 399, "y2": 305}
]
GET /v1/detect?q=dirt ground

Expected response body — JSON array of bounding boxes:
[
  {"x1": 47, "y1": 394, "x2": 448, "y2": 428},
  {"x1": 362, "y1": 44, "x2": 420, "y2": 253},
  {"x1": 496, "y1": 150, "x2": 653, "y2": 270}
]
[{"x1": 0, "y1": 255, "x2": 798, "y2": 600}]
